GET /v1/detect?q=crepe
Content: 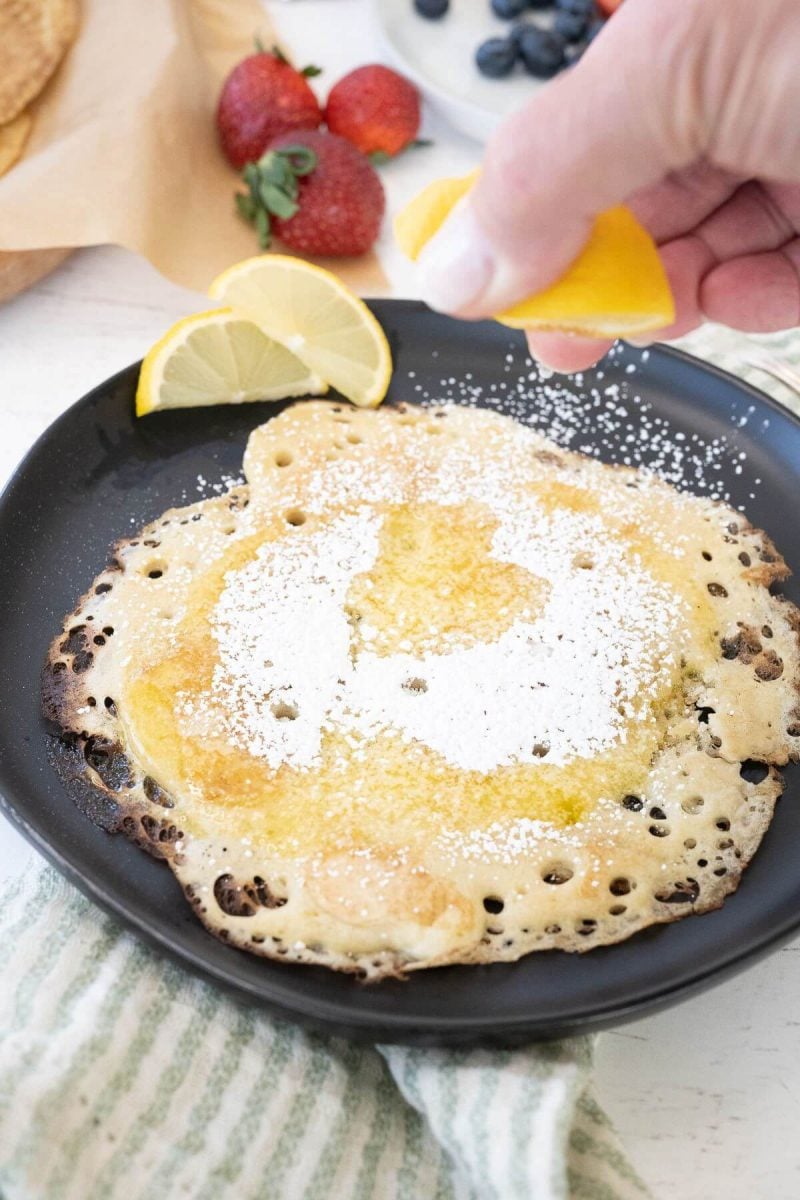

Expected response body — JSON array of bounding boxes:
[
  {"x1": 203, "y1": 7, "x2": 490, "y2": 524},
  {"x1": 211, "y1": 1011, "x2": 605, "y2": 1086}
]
[
  {"x1": 0, "y1": 110, "x2": 32, "y2": 178},
  {"x1": 44, "y1": 401, "x2": 800, "y2": 978},
  {"x1": 0, "y1": 0, "x2": 79, "y2": 124}
]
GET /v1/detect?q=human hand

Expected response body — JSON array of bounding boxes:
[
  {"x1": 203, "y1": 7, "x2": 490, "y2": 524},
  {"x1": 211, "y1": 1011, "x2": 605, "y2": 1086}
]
[{"x1": 417, "y1": 0, "x2": 800, "y2": 372}]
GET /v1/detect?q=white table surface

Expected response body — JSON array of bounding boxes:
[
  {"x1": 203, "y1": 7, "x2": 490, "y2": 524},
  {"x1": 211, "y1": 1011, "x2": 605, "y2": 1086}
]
[{"x1": 2, "y1": 3, "x2": 799, "y2": 1196}]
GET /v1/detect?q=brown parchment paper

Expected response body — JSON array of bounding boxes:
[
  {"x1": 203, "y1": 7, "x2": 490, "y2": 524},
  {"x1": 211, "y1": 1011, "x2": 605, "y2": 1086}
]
[{"x1": 0, "y1": 0, "x2": 385, "y2": 294}]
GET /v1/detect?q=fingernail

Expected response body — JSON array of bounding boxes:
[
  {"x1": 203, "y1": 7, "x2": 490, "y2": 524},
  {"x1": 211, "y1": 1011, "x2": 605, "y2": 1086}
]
[
  {"x1": 626, "y1": 335, "x2": 655, "y2": 348},
  {"x1": 417, "y1": 204, "x2": 496, "y2": 314}
]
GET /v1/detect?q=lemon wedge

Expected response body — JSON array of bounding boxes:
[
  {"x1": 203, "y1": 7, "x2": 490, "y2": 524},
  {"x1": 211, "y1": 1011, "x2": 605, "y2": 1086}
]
[
  {"x1": 135, "y1": 309, "x2": 326, "y2": 417},
  {"x1": 210, "y1": 256, "x2": 392, "y2": 409},
  {"x1": 394, "y1": 172, "x2": 675, "y2": 338},
  {"x1": 394, "y1": 170, "x2": 480, "y2": 262}
]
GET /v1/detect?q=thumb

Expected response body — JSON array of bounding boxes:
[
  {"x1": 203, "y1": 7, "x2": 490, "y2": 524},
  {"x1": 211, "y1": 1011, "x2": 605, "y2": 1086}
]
[{"x1": 417, "y1": 0, "x2": 700, "y2": 318}]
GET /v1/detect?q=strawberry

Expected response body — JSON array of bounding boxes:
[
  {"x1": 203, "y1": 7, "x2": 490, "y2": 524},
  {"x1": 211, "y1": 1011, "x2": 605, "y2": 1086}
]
[
  {"x1": 325, "y1": 64, "x2": 421, "y2": 160},
  {"x1": 235, "y1": 130, "x2": 385, "y2": 257},
  {"x1": 217, "y1": 46, "x2": 323, "y2": 169},
  {"x1": 596, "y1": 0, "x2": 623, "y2": 13}
]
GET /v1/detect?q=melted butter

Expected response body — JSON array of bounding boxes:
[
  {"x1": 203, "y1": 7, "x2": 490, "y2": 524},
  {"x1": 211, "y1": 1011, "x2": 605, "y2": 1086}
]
[
  {"x1": 346, "y1": 502, "x2": 547, "y2": 656},
  {"x1": 124, "y1": 668, "x2": 671, "y2": 854},
  {"x1": 120, "y1": 488, "x2": 707, "y2": 857}
]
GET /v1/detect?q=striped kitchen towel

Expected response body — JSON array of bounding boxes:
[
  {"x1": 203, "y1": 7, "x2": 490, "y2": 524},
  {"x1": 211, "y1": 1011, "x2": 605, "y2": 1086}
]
[{"x1": 0, "y1": 861, "x2": 648, "y2": 1200}]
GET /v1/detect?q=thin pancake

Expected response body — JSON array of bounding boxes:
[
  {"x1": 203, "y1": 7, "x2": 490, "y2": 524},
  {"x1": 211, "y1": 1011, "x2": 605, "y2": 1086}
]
[
  {"x1": 44, "y1": 402, "x2": 800, "y2": 977},
  {"x1": 0, "y1": 0, "x2": 79, "y2": 124}
]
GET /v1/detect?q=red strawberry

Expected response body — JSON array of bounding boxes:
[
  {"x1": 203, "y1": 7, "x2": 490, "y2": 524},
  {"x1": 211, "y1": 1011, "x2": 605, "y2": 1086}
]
[
  {"x1": 235, "y1": 131, "x2": 385, "y2": 257},
  {"x1": 217, "y1": 47, "x2": 323, "y2": 169},
  {"x1": 325, "y1": 64, "x2": 421, "y2": 159},
  {"x1": 596, "y1": 0, "x2": 623, "y2": 13}
]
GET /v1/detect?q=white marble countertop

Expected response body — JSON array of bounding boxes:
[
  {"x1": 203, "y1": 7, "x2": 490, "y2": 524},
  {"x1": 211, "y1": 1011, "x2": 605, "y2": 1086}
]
[{"x1": 1, "y1": 2, "x2": 799, "y2": 1196}]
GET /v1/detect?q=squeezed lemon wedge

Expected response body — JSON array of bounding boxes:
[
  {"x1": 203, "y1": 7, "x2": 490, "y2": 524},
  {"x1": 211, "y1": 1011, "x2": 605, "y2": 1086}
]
[{"x1": 395, "y1": 171, "x2": 674, "y2": 338}]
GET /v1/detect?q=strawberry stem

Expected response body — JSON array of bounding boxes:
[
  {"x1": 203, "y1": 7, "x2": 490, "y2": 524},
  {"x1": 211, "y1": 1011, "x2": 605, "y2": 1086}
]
[
  {"x1": 250, "y1": 38, "x2": 321, "y2": 75},
  {"x1": 235, "y1": 146, "x2": 319, "y2": 249},
  {"x1": 369, "y1": 139, "x2": 432, "y2": 167}
]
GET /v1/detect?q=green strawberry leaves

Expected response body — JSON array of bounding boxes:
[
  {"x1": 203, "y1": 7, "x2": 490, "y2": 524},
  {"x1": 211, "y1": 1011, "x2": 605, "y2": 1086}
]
[
  {"x1": 235, "y1": 146, "x2": 318, "y2": 249},
  {"x1": 368, "y1": 139, "x2": 432, "y2": 167},
  {"x1": 252, "y1": 38, "x2": 322, "y2": 77}
]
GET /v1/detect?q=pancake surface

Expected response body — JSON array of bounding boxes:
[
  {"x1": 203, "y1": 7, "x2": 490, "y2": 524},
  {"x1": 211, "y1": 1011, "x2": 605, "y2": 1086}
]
[{"x1": 44, "y1": 401, "x2": 800, "y2": 977}]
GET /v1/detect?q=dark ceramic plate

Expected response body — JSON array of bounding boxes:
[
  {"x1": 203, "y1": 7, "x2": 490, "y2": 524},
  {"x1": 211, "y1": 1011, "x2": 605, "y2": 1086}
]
[{"x1": 1, "y1": 301, "x2": 799, "y2": 1045}]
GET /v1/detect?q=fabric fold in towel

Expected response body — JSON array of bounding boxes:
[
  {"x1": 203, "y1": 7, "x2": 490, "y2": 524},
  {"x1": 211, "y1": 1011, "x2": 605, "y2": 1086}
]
[{"x1": 0, "y1": 863, "x2": 647, "y2": 1200}]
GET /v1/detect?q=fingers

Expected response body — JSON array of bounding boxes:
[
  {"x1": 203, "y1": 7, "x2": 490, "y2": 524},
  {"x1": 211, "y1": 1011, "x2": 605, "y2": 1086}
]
[
  {"x1": 701, "y1": 242, "x2": 800, "y2": 331},
  {"x1": 691, "y1": 180, "x2": 796, "y2": 260},
  {"x1": 523, "y1": 214, "x2": 715, "y2": 371},
  {"x1": 637, "y1": 236, "x2": 715, "y2": 343},
  {"x1": 626, "y1": 163, "x2": 740, "y2": 243},
  {"x1": 525, "y1": 332, "x2": 615, "y2": 373},
  {"x1": 528, "y1": 206, "x2": 800, "y2": 369},
  {"x1": 625, "y1": 181, "x2": 800, "y2": 343},
  {"x1": 418, "y1": 0, "x2": 699, "y2": 318}
]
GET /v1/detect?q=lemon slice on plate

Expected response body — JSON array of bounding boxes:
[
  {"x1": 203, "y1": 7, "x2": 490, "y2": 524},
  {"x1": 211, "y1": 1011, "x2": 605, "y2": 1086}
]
[
  {"x1": 135, "y1": 309, "x2": 326, "y2": 417},
  {"x1": 210, "y1": 256, "x2": 392, "y2": 409},
  {"x1": 395, "y1": 172, "x2": 675, "y2": 338}
]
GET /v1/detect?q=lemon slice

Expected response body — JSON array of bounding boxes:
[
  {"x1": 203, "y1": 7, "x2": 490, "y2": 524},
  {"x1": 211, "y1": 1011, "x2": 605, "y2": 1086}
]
[
  {"x1": 394, "y1": 172, "x2": 675, "y2": 338},
  {"x1": 209, "y1": 256, "x2": 392, "y2": 409},
  {"x1": 135, "y1": 309, "x2": 326, "y2": 417}
]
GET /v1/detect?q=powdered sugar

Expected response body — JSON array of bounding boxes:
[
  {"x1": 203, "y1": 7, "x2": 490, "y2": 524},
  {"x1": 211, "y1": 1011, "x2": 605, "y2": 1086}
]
[
  {"x1": 185, "y1": 425, "x2": 687, "y2": 774},
  {"x1": 178, "y1": 511, "x2": 381, "y2": 769},
  {"x1": 406, "y1": 341, "x2": 748, "y2": 503}
]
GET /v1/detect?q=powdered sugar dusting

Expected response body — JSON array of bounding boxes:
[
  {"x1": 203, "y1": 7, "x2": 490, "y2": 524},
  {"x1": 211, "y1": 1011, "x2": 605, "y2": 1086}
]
[
  {"x1": 406, "y1": 341, "x2": 750, "y2": 503},
  {"x1": 178, "y1": 511, "x2": 381, "y2": 769},
  {"x1": 342, "y1": 557, "x2": 679, "y2": 771},
  {"x1": 179, "y1": 416, "x2": 689, "y2": 775}
]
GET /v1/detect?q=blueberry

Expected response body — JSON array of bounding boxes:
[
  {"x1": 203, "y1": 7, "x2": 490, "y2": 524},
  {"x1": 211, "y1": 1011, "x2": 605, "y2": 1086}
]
[
  {"x1": 527, "y1": 0, "x2": 555, "y2": 8},
  {"x1": 554, "y1": 9, "x2": 589, "y2": 39},
  {"x1": 414, "y1": 0, "x2": 449, "y2": 17},
  {"x1": 555, "y1": 0, "x2": 594, "y2": 13},
  {"x1": 564, "y1": 33, "x2": 588, "y2": 62},
  {"x1": 491, "y1": 0, "x2": 527, "y2": 18},
  {"x1": 476, "y1": 36, "x2": 518, "y2": 78},
  {"x1": 509, "y1": 21, "x2": 530, "y2": 47},
  {"x1": 565, "y1": 38, "x2": 588, "y2": 66},
  {"x1": 517, "y1": 26, "x2": 566, "y2": 77},
  {"x1": 567, "y1": 16, "x2": 604, "y2": 59}
]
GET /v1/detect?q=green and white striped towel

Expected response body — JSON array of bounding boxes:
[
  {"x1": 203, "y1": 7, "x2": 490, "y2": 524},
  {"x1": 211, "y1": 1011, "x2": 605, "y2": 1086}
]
[
  {"x1": 1, "y1": 326, "x2": 797, "y2": 1200},
  {"x1": 0, "y1": 863, "x2": 647, "y2": 1200}
]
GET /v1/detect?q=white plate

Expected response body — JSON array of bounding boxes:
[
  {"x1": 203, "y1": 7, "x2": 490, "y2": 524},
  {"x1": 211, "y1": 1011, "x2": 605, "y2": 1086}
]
[{"x1": 373, "y1": 0, "x2": 552, "y2": 143}]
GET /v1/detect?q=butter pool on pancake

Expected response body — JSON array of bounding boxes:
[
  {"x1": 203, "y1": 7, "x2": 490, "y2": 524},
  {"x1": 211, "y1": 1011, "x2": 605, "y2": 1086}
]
[{"x1": 45, "y1": 402, "x2": 800, "y2": 977}]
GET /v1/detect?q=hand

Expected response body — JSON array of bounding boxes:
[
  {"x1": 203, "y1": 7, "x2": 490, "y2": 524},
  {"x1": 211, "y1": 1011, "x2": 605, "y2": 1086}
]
[{"x1": 417, "y1": 0, "x2": 800, "y2": 372}]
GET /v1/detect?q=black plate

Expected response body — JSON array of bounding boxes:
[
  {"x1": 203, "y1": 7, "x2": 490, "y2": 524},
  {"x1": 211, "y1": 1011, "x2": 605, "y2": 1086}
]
[{"x1": 1, "y1": 300, "x2": 799, "y2": 1045}]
